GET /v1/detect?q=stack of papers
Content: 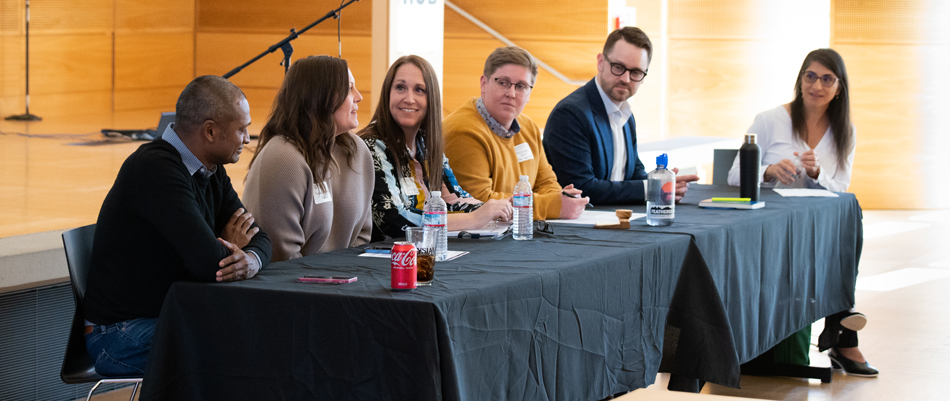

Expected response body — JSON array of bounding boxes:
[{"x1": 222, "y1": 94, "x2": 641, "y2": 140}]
[
  {"x1": 546, "y1": 210, "x2": 645, "y2": 227},
  {"x1": 772, "y1": 188, "x2": 839, "y2": 197},
  {"x1": 359, "y1": 250, "x2": 468, "y2": 261},
  {"x1": 447, "y1": 223, "x2": 511, "y2": 238}
]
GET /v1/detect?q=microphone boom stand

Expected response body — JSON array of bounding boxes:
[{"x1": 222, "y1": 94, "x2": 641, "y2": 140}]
[
  {"x1": 6, "y1": 0, "x2": 42, "y2": 121},
  {"x1": 223, "y1": 0, "x2": 360, "y2": 79}
]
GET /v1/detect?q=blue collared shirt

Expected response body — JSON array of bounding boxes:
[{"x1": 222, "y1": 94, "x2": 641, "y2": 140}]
[
  {"x1": 161, "y1": 124, "x2": 216, "y2": 178},
  {"x1": 476, "y1": 98, "x2": 521, "y2": 139}
]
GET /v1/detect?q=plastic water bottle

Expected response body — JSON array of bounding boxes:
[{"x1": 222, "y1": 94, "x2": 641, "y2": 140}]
[
  {"x1": 646, "y1": 153, "x2": 675, "y2": 226},
  {"x1": 512, "y1": 175, "x2": 533, "y2": 240},
  {"x1": 423, "y1": 190, "x2": 448, "y2": 261}
]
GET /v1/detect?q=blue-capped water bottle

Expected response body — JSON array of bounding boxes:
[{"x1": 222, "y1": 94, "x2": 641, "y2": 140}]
[{"x1": 646, "y1": 153, "x2": 675, "y2": 226}]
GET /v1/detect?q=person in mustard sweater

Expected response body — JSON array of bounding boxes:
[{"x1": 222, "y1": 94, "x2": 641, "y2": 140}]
[{"x1": 443, "y1": 46, "x2": 589, "y2": 220}]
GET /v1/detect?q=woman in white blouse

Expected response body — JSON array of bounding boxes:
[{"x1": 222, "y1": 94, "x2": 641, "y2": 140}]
[
  {"x1": 729, "y1": 49, "x2": 876, "y2": 377},
  {"x1": 728, "y1": 50, "x2": 855, "y2": 193}
]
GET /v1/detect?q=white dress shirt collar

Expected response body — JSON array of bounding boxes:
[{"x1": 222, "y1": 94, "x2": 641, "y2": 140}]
[{"x1": 594, "y1": 79, "x2": 633, "y2": 181}]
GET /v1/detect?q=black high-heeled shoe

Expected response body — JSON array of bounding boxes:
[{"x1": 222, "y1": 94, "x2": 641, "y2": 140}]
[{"x1": 829, "y1": 348, "x2": 879, "y2": 377}]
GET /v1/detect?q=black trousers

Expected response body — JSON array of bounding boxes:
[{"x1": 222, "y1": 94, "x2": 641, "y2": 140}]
[{"x1": 825, "y1": 310, "x2": 859, "y2": 348}]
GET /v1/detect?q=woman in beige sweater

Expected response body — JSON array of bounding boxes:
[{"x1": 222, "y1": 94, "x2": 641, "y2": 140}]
[{"x1": 243, "y1": 55, "x2": 373, "y2": 262}]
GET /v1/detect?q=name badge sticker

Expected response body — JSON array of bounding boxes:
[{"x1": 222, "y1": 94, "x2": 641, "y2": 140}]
[
  {"x1": 313, "y1": 183, "x2": 332, "y2": 205},
  {"x1": 401, "y1": 177, "x2": 420, "y2": 196},
  {"x1": 514, "y1": 142, "x2": 534, "y2": 163}
]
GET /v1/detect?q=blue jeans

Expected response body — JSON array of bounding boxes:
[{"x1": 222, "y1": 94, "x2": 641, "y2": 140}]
[{"x1": 84, "y1": 317, "x2": 157, "y2": 376}]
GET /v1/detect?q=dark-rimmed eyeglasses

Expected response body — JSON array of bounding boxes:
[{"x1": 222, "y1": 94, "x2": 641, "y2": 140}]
[
  {"x1": 493, "y1": 78, "x2": 533, "y2": 95},
  {"x1": 536, "y1": 220, "x2": 554, "y2": 235},
  {"x1": 603, "y1": 54, "x2": 647, "y2": 82},
  {"x1": 802, "y1": 71, "x2": 838, "y2": 88}
]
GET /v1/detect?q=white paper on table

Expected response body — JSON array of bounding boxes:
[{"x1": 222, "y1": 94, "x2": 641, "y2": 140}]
[
  {"x1": 545, "y1": 210, "x2": 646, "y2": 227},
  {"x1": 359, "y1": 250, "x2": 468, "y2": 261},
  {"x1": 447, "y1": 223, "x2": 511, "y2": 237},
  {"x1": 772, "y1": 188, "x2": 839, "y2": 197}
]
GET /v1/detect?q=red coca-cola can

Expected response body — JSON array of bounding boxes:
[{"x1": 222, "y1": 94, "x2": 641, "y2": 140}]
[{"x1": 391, "y1": 242, "x2": 417, "y2": 291}]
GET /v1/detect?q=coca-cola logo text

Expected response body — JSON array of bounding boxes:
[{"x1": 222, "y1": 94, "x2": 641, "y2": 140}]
[{"x1": 392, "y1": 250, "x2": 417, "y2": 268}]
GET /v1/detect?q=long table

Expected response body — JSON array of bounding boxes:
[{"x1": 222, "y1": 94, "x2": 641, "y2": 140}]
[{"x1": 139, "y1": 185, "x2": 862, "y2": 400}]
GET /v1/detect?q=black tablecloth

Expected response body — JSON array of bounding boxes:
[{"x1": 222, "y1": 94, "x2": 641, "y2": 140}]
[
  {"x1": 140, "y1": 185, "x2": 861, "y2": 401},
  {"x1": 650, "y1": 185, "x2": 863, "y2": 364}
]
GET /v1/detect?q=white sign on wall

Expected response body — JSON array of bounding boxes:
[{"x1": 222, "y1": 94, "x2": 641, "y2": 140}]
[
  {"x1": 389, "y1": 0, "x2": 444, "y2": 89},
  {"x1": 607, "y1": 0, "x2": 636, "y2": 31}
]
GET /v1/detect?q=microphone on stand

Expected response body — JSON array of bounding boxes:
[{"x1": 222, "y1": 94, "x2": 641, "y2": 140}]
[{"x1": 6, "y1": 0, "x2": 42, "y2": 121}]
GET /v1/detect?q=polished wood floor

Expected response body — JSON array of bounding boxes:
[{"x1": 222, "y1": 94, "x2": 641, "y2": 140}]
[{"x1": 6, "y1": 114, "x2": 944, "y2": 401}]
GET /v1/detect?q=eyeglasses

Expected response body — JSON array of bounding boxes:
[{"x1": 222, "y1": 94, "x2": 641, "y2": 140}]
[
  {"x1": 802, "y1": 71, "x2": 838, "y2": 88},
  {"x1": 493, "y1": 78, "x2": 533, "y2": 95},
  {"x1": 535, "y1": 220, "x2": 554, "y2": 235},
  {"x1": 603, "y1": 54, "x2": 647, "y2": 82}
]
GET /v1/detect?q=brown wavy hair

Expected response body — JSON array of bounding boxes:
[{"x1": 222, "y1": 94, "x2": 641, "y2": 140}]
[
  {"x1": 358, "y1": 55, "x2": 443, "y2": 191},
  {"x1": 249, "y1": 55, "x2": 357, "y2": 190},
  {"x1": 790, "y1": 48, "x2": 853, "y2": 171}
]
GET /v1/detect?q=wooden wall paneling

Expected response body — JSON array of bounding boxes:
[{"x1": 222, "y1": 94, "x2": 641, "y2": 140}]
[
  {"x1": 196, "y1": 0, "x2": 372, "y2": 35},
  {"x1": 626, "y1": 0, "x2": 665, "y2": 142},
  {"x1": 30, "y1": 0, "x2": 114, "y2": 33},
  {"x1": 441, "y1": 37, "x2": 491, "y2": 115},
  {"x1": 115, "y1": 0, "x2": 196, "y2": 31},
  {"x1": 444, "y1": 0, "x2": 603, "y2": 42},
  {"x1": 238, "y1": 86, "x2": 279, "y2": 135},
  {"x1": 29, "y1": 33, "x2": 114, "y2": 115},
  {"x1": 0, "y1": 0, "x2": 20, "y2": 33},
  {"x1": 666, "y1": 1, "x2": 830, "y2": 138},
  {"x1": 832, "y1": 0, "x2": 950, "y2": 209},
  {"x1": 836, "y1": 45, "x2": 922, "y2": 209},
  {"x1": 195, "y1": 33, "x2": 372, "y2": 90},
  {"x1": 1, "y1": 35, "x2": 25, "y2": 113},
  {"x1": 114, "y1": 32, "x2": 195, "y2": 112},
  {"x1": 0, "y1": 0, "x2": 23, "y2": 112},
  {"x1": 113, "y1": 0, "x2": 196, "y2": 113},
  {"x1": 113, "y1": 87, "x2": 190, "y2": 115},
  {"x1": 196, "y1": 33, "x2": 373, "y2": 131},
  {"x1": 666, "y1": 40, "x2": 816, "y2": 140},
  {"x1": 3, "y1": 0, "x2": 115, "y2": 116},
  {"x1": 628, "y1": 42, "x2": 663, "y2": 142},
  {"x1": 443, "y1": 2, "x2": 606, "y2": 128}
]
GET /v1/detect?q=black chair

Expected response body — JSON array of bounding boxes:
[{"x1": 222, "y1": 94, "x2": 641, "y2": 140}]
[
  {"x1": 712, "y1": 148, "x2": 739, "y2": 185},
  {"x1": 61, "y1": 224, "x2": 143, "y2": 401}
]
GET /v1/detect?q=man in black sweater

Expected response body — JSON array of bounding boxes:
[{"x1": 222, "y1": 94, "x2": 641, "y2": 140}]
[{"x1": 82, "y1": 75, "x2": 272, "y2": 377}]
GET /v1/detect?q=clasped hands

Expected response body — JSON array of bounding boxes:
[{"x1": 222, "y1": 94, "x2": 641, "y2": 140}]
[
  {"x1": 216, "y1": 208, "x2": 260, "y2": 282},
  {"x1": 765, "y1": 150, "x2": 820, "y2": 185}
]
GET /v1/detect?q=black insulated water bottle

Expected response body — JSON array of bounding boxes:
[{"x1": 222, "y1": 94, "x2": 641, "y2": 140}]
[{"x1": 739, "y1": 134, "x2": 760, "y2": 201}]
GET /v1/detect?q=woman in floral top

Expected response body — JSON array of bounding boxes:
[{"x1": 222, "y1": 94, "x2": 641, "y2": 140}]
[{"x1": 359, "y1": 55, "x2": 512, "y2": 241}]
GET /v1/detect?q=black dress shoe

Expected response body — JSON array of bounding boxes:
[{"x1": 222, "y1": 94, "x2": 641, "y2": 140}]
[{"x1": 829, "y1": 348, "x2": 879, "y2": 377}]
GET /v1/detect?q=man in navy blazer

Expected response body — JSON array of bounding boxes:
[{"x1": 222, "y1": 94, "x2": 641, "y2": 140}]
[{"x1": 544, "y1": 27, "x2": 698, "y2": 204}]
